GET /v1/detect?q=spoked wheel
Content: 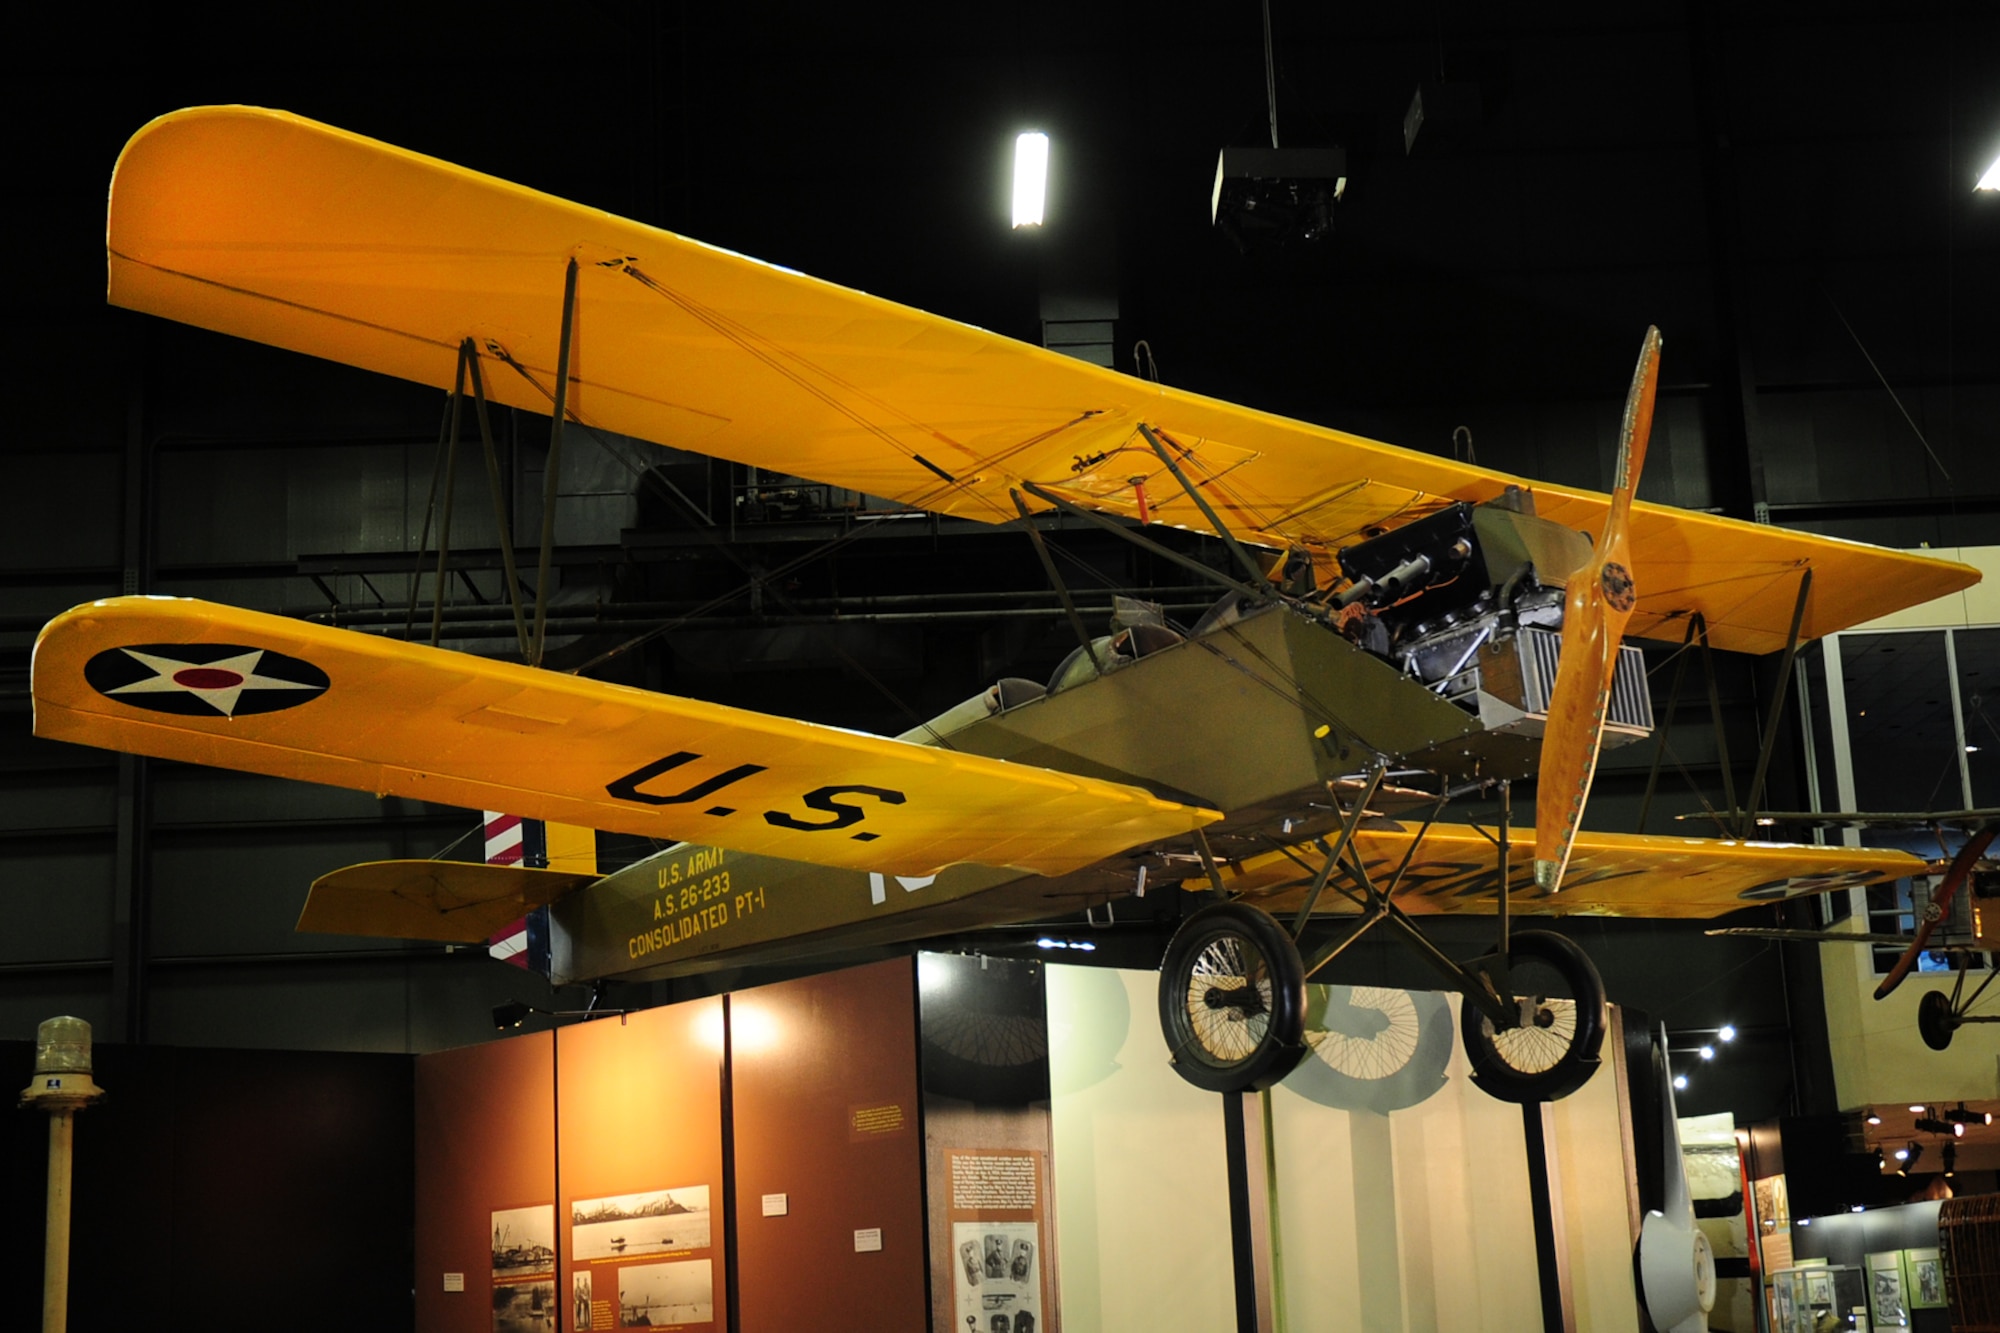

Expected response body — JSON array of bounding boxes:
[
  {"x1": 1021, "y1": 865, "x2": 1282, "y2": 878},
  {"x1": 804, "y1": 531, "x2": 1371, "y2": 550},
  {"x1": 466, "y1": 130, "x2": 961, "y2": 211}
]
[
  {"x1": 1459, "y1": 930, "x2": 1607, "y2": 1103},
  {"x1": 1158, "y1": 903, "x2": 1309, "y2": 1093},
  {"x1": 1919, "y1": 989, "x2": 1958, "y2": 1052}
]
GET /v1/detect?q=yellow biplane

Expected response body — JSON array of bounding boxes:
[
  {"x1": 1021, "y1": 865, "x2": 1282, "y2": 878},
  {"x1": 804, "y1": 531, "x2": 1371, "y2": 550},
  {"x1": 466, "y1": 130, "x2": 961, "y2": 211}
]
[{"x1": 32, "y1": 107, "x2": 1978, "y2": 1107}]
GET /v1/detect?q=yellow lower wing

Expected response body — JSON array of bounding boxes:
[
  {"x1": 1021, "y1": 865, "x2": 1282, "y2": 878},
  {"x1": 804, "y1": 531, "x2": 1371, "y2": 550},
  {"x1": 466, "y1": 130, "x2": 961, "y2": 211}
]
[
  {"x1": 33, "y1": 598, "x2": 1217, "y2": 877},
  {"x1": 1222, "y1": 823, "x2": 1919, "y2": 920}
]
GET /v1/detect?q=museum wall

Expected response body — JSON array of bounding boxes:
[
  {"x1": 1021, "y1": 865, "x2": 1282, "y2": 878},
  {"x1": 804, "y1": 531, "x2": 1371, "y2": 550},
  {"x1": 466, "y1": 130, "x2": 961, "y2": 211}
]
[
  {"x1": 732, "y1": 960, "x2": 927, "y2": 1331},
  {"x1": 415, "y1": 1031, "x2": 558, "y2": 1333},
  {"x1": 412, "y1": 961, "x2": 928, "y2": 1332},
  {"x1": 4, "y1": 1040, "x2": 415, "y2": 1333}
]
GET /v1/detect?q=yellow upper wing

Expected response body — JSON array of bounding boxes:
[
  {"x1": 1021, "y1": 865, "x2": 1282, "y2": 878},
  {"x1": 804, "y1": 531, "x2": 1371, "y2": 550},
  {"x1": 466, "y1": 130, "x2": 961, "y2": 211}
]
[
  {"x1": 107, "y1": 107, "x2": 1976, "y2": 655},
  {"x1": 32, "y1": 598, "x2": 1216, "y2": 877}
]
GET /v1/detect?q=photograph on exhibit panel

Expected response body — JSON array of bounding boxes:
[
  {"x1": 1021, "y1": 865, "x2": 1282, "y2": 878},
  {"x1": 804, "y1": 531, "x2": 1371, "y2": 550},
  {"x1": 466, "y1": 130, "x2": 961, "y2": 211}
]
[
  {"x1": 618, "y1": 1258, "x2": 714, "y2": 1327},
  {"x1": 492, "y1": 1279, "x2": 556, "y2": 1333},
  {"x1": 1908, "y1": 1247, "x2": 1946, "y2": 1309},
  {"x1": 571, "y1": 1186, "x2": 712, "y2": 1260},
  {"x1": 1869, "y1": 1251, "x2": 1908, "y2": 1327},
  {"x1": 953, "y1": 1221, "x2": 1040, "y2": 1333},
  {"x1": 573, "y1": 1273, "x2": 592, "y2": 1331},
  {"x1": 492, "y1": 1205, "x2": 557, "y2": 1279}
]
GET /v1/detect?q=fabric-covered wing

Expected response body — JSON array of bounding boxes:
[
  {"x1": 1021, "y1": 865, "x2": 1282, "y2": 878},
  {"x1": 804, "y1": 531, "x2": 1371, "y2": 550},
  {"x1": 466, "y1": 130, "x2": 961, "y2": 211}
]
[
  {"x1": 32, "y1": 599, "x2": 1217, "y2": 877},
  {"x1": 1220, "y1": 823, "x2": 1922, "y2": 920},
  {"x1": 107, "y1": 107, "x2": 1977, "y2": 655}
]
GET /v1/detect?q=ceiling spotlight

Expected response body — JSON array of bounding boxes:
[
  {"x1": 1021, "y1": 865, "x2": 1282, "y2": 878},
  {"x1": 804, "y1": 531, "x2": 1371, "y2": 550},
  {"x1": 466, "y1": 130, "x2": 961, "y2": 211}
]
[
  {"x1": 1912, "y1": 1104, "x2": 1930, "y2": 1113},
  {"x1": 1866, "y1": 1112, "x2": 1883, "y2": 1126},
  {"x1": 1699, "y1": 1044, "x2": 1716, "y2": 1061},
  {"x1": 1012, "y1": 132, "x2": 1050, "y2": 228},
  {"x1": 1895, "y1": 1146, "x2": 1911, "y2": 1161},
  {"x1": 1945, "y1": 1143, "x2": 1958, "y2": 1178},
  {"x1": 1718, "y1": 1024, "x2": 1737, "y2": 1043},
  {"x1": 1916, "y1": 1112, "x2": 1954, "y2": 1135},
  {"x1": 1852, "y1": 1205, "x2": 1867, "y2": 1213},
  {"x1": 1979, "y1": 152, "x2": 2000, "y2": 192},
  {"x1": 1798, "y1": 1216, "x2": 1812, "y2": 1226},
  {"x1": 1947, "y1": 1104, "x2": 1993, "y2": 1126},
  {"x1": 1673, "y1": 1073, "x2": 1688, "y2": 1090},
  {"x1": 1899, "y1": 1141, "x2": 1924, "y2": 1176}
]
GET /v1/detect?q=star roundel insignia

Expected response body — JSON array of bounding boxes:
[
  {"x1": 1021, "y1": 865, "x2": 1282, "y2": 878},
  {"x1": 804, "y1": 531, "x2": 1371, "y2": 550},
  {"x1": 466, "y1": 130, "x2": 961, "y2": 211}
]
[
  {"x1": 1599, "y1": 562, "x2": 1637, "y2": 613},
  {"x1": 83, "y1": 644, "x2": 329, "y2": 718}
]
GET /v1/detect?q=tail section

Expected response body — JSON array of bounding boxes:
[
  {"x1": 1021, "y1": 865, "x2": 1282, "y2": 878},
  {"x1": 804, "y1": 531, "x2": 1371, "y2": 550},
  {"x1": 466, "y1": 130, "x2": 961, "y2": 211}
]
[{"x1": 487, "y1": 814, "x2": 597, "y2": 970}]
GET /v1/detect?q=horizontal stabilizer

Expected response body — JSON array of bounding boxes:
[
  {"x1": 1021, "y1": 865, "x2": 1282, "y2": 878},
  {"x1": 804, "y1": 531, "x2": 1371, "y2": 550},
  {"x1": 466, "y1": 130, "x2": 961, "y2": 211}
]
[{"x1": 298, "y1": 860, "x2": 598, "y2": 943}]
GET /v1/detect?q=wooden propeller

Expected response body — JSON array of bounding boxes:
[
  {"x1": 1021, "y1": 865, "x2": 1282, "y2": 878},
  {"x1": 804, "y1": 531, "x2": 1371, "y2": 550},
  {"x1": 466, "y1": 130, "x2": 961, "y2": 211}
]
[{"x1": 1534, "y1": 328, "x2": 1663, "y2": 893}]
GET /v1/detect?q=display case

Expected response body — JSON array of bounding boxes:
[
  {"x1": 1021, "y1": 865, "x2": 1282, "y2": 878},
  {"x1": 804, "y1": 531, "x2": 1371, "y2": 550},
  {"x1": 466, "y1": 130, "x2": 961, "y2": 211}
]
[{"x1": 1771, "y1": 1263, "x2": 1868, "y2": 1333}]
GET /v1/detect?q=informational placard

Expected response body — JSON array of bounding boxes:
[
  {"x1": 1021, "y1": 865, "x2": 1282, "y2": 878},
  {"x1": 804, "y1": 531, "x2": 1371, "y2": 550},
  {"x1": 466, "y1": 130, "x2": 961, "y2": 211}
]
[
  {"x1": 570, "y1": 1185, "x2": 715, "y2": 1329},
  {"x1": 946, "y1": 1150, "x2": 1047, "y2": 1333}
]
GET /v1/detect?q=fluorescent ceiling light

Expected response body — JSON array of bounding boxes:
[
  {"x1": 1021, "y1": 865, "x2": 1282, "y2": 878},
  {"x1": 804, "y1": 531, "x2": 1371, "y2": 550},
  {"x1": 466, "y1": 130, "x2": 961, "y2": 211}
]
[
  {"x1": 1013, "y1": 132, "x2": 1049, "y2": 227},
  {"x1": 1979, "y1": 152, "x2": 2000, "y2": 191}
]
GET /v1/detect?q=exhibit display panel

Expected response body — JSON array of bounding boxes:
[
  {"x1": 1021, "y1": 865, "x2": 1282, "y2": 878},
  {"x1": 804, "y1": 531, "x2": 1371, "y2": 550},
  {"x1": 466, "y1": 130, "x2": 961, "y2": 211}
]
[
  {"x1": 1047, "y1": 963, "x2": 1237, "y2": 1332},
  {"x1": 1049, "y1": 966, "x2": 1649, "y2": 1331},
  {"x1": 920, "y1": 953, "x2": 1062, "y2": 1333},
  {"x1": 558, "y1": 1000, "x2": 727, "y2": 1330},
  {"x1": 415, "y1": 1031, "x2": 557, "y2": 1333},
  {"x1": 1545, "y1": 1028, "x2": 1646, "y2": 1332},
  {"x1": 1268, "y1": 984, "x2": 1634, "y2": 1331},
  {"x1": 731, "y1": 959, "x2": 927, "y2": 1331}
]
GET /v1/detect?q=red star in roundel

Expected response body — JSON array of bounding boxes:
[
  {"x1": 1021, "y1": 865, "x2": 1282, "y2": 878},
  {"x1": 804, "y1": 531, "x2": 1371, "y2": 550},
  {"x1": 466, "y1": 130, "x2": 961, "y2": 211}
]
[{"x1": 85, "y1": 645, "x2": 329, "y2": 718}]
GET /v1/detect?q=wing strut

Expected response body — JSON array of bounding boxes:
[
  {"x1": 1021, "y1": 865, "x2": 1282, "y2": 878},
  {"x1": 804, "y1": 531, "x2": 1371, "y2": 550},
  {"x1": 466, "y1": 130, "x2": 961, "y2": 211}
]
[
  {"x1": 1010, "y1": 488, "x2": 1102, "y2": 675},
  {"x1": 1740, "y1": 568, "x2": 1813, "y2": 837},
  {"x1": 531, "y1": 257, "x2": 580, "y2": 667},
  {"x1": 404, "y1": 348, "x2": 463, "y2": 646},
  {"x1": 1635, "y1": 617, "x2": 1702, "y2": 835},
  {"x1": 1018, "y1": 480, "x2": 1269, "y2": 604},
  {"x1": 1136, "y1": 424, "x2": 1277, "y2": 597},
  {"x1": 397, "y1": 338, "x2": 540, "y2": 659},
  {"x1": 464, "y1": 339, "x2": 534, "y2": 659}
]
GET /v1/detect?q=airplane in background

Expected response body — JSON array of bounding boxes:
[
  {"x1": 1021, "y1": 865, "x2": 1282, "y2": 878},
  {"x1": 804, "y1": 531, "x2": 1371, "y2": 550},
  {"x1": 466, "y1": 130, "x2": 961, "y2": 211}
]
[
  {"x1": 1710, "y1": 810, "x2": 2000, "y2": 1052},
  {"x1": 32, "y1": 109, "x2": 1979, "y2": 1126}
]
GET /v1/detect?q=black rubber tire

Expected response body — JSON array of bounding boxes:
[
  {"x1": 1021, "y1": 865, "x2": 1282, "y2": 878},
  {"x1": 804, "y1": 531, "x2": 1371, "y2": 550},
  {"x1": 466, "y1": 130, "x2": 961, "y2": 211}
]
[
  {"x1": 1158, "y1": 903, "x2": 1309, "y2": 1093},
  {"x1": 1918, "y1": 988, "x2": 1957, "y2": 1052},
  {"x1": 1459, "y1": 930, "x2": 1607, "y2": 1104}
]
